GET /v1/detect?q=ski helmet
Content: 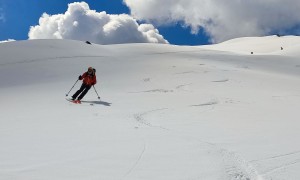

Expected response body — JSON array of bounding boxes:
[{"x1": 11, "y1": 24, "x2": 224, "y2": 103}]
[{"x1": 88, "y1": 67, "x2": 94, "y2": 74}]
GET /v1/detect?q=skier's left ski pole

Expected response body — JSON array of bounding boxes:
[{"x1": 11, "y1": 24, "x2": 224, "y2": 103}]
[
  {"x1": 93, "y1": 85, "x2": 101, "y2": 99},
  {"x1": 66, "y1": 79, "x2": 79, "y2": 96}
]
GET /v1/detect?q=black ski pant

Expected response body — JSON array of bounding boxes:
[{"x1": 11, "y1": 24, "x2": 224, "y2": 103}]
[{"x1": 72, "y1": 83, "x2": 91, "y2": 100}]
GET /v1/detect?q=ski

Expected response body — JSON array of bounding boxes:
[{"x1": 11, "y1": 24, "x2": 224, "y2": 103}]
[
  {"x1": 72, "y1": 100, "x2": 81, "y2": 104},
  {"x1": 66, "y1": 98, "x2": 80, "y2": 104},
  {"x1": 66, "y1": 98, "x2": 94, "y2": 106}
]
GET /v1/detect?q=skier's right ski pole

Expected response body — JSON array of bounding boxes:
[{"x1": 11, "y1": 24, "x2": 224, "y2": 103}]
[
  {"x1": 93, "y1": 85, "x2": 101, "y2": 99},
  {"x1": 66, "y1": 79, "x2": 79, "y2": 96}
]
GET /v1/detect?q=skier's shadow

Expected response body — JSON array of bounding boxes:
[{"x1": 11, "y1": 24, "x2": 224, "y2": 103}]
[{"x1": 82, "y1": 100, "x2": 112, "y2": 106}]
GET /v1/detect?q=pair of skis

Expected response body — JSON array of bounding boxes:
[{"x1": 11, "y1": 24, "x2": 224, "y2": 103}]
[
  {"x1": 71, "y1": 99, "x2": 81, "y2": 104},
  {"x1": 65, "y1": 98, "x2": 82, "y2": 104},
  {"x1": 66, "y1": 98, "x2": 96, "y2": 106}
]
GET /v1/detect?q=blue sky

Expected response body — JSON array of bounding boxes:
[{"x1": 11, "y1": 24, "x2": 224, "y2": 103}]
[
  {"x1": 1, "y1": 0, "x2": 299, "y2": 45},
  {"x1": 0, "y1": 0, "x2": 209, "y2": 45}
]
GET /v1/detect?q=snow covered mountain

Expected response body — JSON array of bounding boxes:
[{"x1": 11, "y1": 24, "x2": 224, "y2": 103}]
[{"x1": 1, "y1": 36, "x2": 300, "y2": 180}]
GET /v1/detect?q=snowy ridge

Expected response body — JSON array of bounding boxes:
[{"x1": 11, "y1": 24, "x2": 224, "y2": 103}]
[
  {"x1": 201, "y1": 35, "x2": 300, "y2": 55},
  {"x1": 1, "y1": 37, "x2": 300, "y2": 180}
]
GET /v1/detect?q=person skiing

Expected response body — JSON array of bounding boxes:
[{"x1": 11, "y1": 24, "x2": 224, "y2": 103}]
[{"x1": 72, "y1": 67, "x2": 97, "y2": 101}]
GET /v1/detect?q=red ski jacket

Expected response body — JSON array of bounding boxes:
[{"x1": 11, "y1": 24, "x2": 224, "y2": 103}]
[{"x1": 80, "y1": 72, "x2": 97, "y2": 86}]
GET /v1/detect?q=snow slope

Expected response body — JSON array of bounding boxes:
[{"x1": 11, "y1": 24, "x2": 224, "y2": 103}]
[
  {"x1": 201, "y1": 35, "x2": 300, "y2": 56},
  {"x1": 1, "y1": 36, "x2": 300, "y2": 180}
]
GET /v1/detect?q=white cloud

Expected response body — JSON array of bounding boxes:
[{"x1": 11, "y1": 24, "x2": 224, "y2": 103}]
[
  {"x1": 124, "y1": 0, "x2": 300, "y2": 43},
  {"x1": 0, "y1": 39, "x2": 15, "y2": 43},
  {"x1": 29, "y1": 2, "x2": 168, "y2": 44}
]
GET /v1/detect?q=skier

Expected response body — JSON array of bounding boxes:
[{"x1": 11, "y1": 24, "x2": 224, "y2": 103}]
[{"x1": 72, "y1": 67, "x2": 97, "y2": 102}]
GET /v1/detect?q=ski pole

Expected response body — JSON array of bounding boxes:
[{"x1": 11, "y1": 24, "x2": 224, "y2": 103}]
[
  {"x1": 66, "y1": 79, "x2": 79, "y2": 96},
  {"x1": 93, "y1": 85, "x2": 101, "y2": 99}
]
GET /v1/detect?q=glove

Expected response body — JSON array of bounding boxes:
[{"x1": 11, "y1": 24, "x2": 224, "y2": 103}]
[{"x1": 78, "y1": 75, "x2": 82, "y2": 80}]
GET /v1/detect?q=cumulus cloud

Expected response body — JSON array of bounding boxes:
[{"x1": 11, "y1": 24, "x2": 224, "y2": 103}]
[
  {"x1": 29, "y1": 2, "x2": 168, "y2": 44},
  {"x1": 124, "y1": 0, "x2": 300, "y2": 43}
]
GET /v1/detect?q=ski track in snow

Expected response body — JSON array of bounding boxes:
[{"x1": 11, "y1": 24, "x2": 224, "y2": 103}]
[
  {"x1": 211, "y1": 79, "x2": 229, "y2": 83},
  {"x1": 190, "y1": 100, "x2": 219, "y2": 107},
  {"x1": 133, "y1": 108, "x2": 264, "y2": 180},
  {"x1": 0, "y1": 55, "x2": 109, "y2": 66},
  {"x1": 175, "y1": 83, "x2": 192, "y2": 89},
  {"x1": 130, "y1": 83, "x2": 193, "y2": 94},
  {"x1": 174, "y1": 71, "x2": 197, "y2": 75},
  {"x1": 250, "y1": 150, "x2": 300, "y2": 177},
  {"x1": 171, "y1": 130, "x2": 264, "y2": 180},
  {"x1": 261, "y1": 159, "x2": 300, "y2": 177},
  {"x1": 182, "y1": 136, "x2": 264, "y2": 180},
  {"x1": 124, "y1": 143, "x2": 147, "y2": 177},
  {"x1": 251, "y1": 150, "x2": 300, "y2": 163},
  {"x1": 0, "y1": 46, "x2": 202, "y2": 67},
  {"x1": 220, "y1": 149, "x2": 264, "y2": 180},
  {"x1": 142, "y1": 78, "x2": 151, "y2": 82},
  {"x1": 134, "y1": 108, "x2": 169, "y2": 130},
  {"x1": 129, "y1": 89, "x2": 174, "y2": 93}
]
